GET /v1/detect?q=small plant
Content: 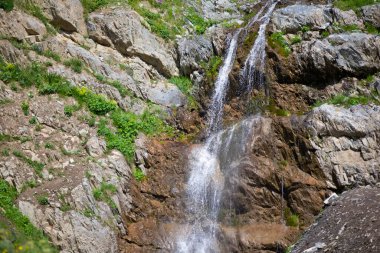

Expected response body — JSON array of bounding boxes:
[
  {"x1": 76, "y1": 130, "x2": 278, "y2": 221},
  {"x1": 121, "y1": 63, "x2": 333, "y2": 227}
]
[
  {"x1": 13, "y1": 150, "x2": 45, "y2": 177},
  {"x1": 290, "y1": 35, "x2": 302, "y2": 45},
  {"x1": 83, "y1": 207, "x2": 95, "y2": 218},
  {"x1": 334, "y1": 0, "x2": 376, "y2": 11},
  {"x1": 133, "y1": 168, "x2": 146, "y2": 182},
  {"x1": 169, "y1": 76, "x2": 198, "y2": 108},
  {"x1": 44, "y1": 142, "x2": 54, "y2": 149},
  {"x1": 268, "y1": 32, "x2": 291, "y2": 57},
  {"x1": 321, "y1": 30, "x2": 330, "y2": 38},
  {"x1": 301, "y1": 25, "x2": 311, "y2": 33},
  {"x1": 64, "y1": 104, "x2": 80, "y2": 117},
  {"x1": 29, "y1": 116, "x2": 37, "y2": 124},
  {"x1": 92, "y1": 182, "x2": 118, "y2": 210},
  {"x1": 314, "y1": 93, "x2": 379, "y2": 108},
  {"x1": 285, "y1": 208, "x2": 299, "y2": 227},
  {"x1": 201, "y1": 56, "x2": 223, "y2": 81},
  {"x1": 1, "y1": 148, "x2": 10, "y2": 156},
  {"x1": 36, "y1": 195, "x2": 49, "y2": 205},
  {"x1": 0, "y1": 0, "x2": 14, "y2": 11},
  {"x1": 63, "y1": 58, "x2": 84, "y2": 73},
  {"x1": 21, "y1": 101, "x2": 29, "y2": 116},
  {"x1": 43, "y1": 50, "x2": 61, "y2": 62}
]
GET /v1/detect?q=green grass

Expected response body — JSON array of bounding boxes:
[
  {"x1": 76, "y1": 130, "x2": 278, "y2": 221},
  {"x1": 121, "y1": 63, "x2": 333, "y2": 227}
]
[
  {"x1": 133, "y1": 168, "x2": 145, "y2": 182},
  {"x1": 268, "y1": 32, "x2": 291, "y2": 57},
  {"x1": 0, "y1": 180, "x2": 57, "y2": 253},
  {"x1": 64, "y1": 104, "x2": 81, "y2": 117},
  {"x1": 0, "y1": 0, "x2": 14, "y2": 11},
  {"x1": 314, "y1": 93, "x2": 379, "y2": 108},
  {"x1": 290, "y1": 35, "x2": 302, "y2": 45},
  {"x1": 36, "y1": 195, "x2": 49, "y2": 205},
  {"x1": 13, "y1": 150, "x2": 44, "y2": 177},
  {"x1": 285, "y1": 208, "x2": 299, "y2": 227},
  {"x1": 92, "y1": 181, "x2": 117, "y2": 209},
  {"x1": 21, "y1": 101, "x2": 29, "y2": 116},
  {"x1": 334, "y1": 0, "x2": 376, "y2": 10},
  {"x1": 63, "y1": 58, "x2": 84, "y2": 73},
  {"x1": 365, "y1": 22, "x2": 380, "y2": 35},
  {"x1": 169, "y1": 76, "x2": 198, "y2": 109},
  {"x1": 201, "y1": 56, "x2": 223, "y2": 81}
]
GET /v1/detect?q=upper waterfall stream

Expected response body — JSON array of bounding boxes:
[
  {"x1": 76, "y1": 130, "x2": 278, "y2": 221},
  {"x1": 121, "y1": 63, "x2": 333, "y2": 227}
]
[{"x1": 176, "y1": 1, "x2": 277, "y2": 252}]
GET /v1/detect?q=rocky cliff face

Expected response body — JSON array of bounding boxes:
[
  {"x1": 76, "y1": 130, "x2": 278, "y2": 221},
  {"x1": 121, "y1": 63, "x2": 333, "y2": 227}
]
[{"x1": 0, "y1": 0, "x2": 379, "y2": 253}]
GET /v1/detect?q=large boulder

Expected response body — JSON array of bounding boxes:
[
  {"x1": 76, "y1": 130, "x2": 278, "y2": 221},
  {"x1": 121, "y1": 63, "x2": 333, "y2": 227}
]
[
  {"x1": 271, "y1": 5, "x2": 333, "y2": 33},
  {"x1": 87, "y1": 8, "x2": 179, "y2": 77},
  {"x1": 361, "y1": 4, "x2": 380, "y2": 29},
  {"x1": 31, "y1": 0, "x2": 87, "y2": 35},
  {"x1": 290, "y1": 33, "x2": 380, "y2": 82},
  {"x1": 303, "y1": 104, "x2": 380, "y2": 189},
  {"x1": 177, "y1": 35, "x2": 213, "y2": 75}
]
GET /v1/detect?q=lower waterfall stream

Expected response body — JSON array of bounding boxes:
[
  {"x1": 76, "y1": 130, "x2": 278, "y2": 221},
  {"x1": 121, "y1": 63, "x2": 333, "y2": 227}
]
[{"x1": 176, "y1": 1, "x2": 277, "y2": 252}]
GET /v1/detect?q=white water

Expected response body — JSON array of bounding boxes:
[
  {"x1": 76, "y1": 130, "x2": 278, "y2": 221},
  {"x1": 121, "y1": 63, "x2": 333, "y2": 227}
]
[
  {"x1": 176, "y1": 2, "x2": 276, "y2": 252},
  {"x1": 241, "y1": 1, "x2": 278, "y2": 92}
]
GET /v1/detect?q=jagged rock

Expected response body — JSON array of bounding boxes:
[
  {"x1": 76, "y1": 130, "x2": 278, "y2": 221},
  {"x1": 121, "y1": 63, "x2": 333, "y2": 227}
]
[
  {"x1": 201, "y1": 0, "x2": 241, "y2": 21},
  {"x1": 0, "y1": 40, "x2": 28, "y2": 66},
  {"x1": 0, "y1": 9, "x2": 46, "y2": 40},
  {"x1": 177, "y1": 35, "x2": 213, "y2": 75},
  {"x1": 361, "y1": 4, "x2": 380, "y2": 29},
  {"x1": 304, "y1": 104, "x2": 380, "y2": 189},
  {"x1": 332, "y1": 8, "x2": 364, "y2": 28},
  {"x1": 271, "y1": 5, "x2": 333, "y2": 33},
  {"x1": 31, "y1": 0, "x2": 87, "y2": 35},
  {"x1": 291, "y1": 187, "x2": 380, "y2": 253},
  {"x1": 87, "y1": 8, "x2": 178, "y2": 77},
  {"x1": 291, "y1": 33, "x2": 380, "y2": 82},
  {"x1": 86, "y1": 136, "x2": 106, "y2": 157}
]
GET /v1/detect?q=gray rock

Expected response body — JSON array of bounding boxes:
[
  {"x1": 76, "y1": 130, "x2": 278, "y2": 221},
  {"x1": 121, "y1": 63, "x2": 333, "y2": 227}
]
[
  {"x1": 88, "y1": 8, "x2": 178, "y2": 77},
  {"x1": 201, "y1": 0, "x2": 241, "y2": 21},
  {"x1": 304, "y1": 104, "x2": 380, "y2": 188},
  {"x1": 361, "y1": 4, "x2": 380, "y2": 29},
  {"x1": 332, "y1": 8, "x2": 364, "y2": 28},
  {"x1": 293, "y1": 33, "x2": 380, "y2": 81},
  {"x1": 31, "y1": 0, "x2": 87, "y2": 35},
  {"x1": 178, "y1": 35, "x2": 213, "y2": 75},
  {"x1": 272, "y1": 5, "x2": 333, "y2": 33}
]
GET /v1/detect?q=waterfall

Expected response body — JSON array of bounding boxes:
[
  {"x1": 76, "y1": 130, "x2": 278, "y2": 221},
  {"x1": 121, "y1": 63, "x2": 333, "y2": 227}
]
[
  {"x1": 241, "y1": 1, "x2": 278, "y2": 93},
  {"x1": 175, "y1": 2, "x2": 276, "y2": 252}
]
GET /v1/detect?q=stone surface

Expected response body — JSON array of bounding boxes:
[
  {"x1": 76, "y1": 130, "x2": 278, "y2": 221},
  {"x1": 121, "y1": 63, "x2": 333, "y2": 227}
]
[
  {"x1": 292, "y1": 187, "x2": 380, "y2": 253},
  {"x1": 361, "y1": 4, "x2": 380, "y2": 29},
  {"x1": 88, "y1": 8, "x2": 178, "y2": 77},
  {"x1": 32, "y1": 0, "x2": 87, "y2": 35},
  {"x1": 303, "y1": 104, "x2": 380, "y2": 189}
]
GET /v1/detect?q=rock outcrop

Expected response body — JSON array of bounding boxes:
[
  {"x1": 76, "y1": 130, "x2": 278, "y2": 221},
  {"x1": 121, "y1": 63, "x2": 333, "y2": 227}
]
[{"x1": 361, "y1": 4, "x2": 380, "y2": 29}]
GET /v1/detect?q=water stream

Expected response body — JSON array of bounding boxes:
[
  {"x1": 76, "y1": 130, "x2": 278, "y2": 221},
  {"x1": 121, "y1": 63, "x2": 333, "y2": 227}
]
[{"x1": 176, "y1": 1, "x2": 277, "y2": 252}]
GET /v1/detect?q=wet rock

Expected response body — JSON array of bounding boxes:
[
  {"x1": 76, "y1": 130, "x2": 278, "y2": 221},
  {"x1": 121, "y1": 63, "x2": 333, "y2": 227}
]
[
  {"x1": 88, "y1": 8, "x2": 178, "y2": 77},
  {"x1": 361, "y1": 4, "x2": 380, "y2": 29}
]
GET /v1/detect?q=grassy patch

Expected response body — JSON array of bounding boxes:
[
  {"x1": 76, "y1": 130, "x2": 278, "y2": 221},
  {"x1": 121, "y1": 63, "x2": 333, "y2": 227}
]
[
  {"x1": 13, "y1": 150, "x2": 44, "y2": 177},
  {"x1": 92, "y1": 181, "x2": 117, "y2": 209},
  {"x1": 133, "y1": 168, "x2": 145, "y2": 182},
  {"x1": 314, "y1": 93, "x2": 379, "y2": 108},
  {"x1": 268, "y1": 32, "x2": 291, "y2": 57},
  {"x1": 0, "y1": 180, "x2": 57, "y2": 252},
  {"x1": 201, "y1": 56, "x2": 223, "y2": 81},
  {"x1": 285, "y1": 208, "x2": 299, "y2": 227},
  {"x1": 169, "y1": 76, "x2": 198, "y2": 108},
  {"x1": 334, "y1": 0, "x2": 376, "y2": 10},
  {"x1": 63, "y1": 58, "x2": 84, "y2": 73},
  {"x1": 0, "y1": 0, "x2": 14, "y2": 11},
  {"x1": 21, "y1": 101, "x2": 29, "y2": 116}
]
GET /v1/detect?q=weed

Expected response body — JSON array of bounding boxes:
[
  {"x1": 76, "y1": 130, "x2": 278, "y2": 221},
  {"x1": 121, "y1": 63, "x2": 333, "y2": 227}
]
[
  {"x1": 13, "y1": 150, "x2": 44, "y2": 177},
  {"x1": 43, "y1": 50, "x2": 61, "y2": 62},
  {"x1": 29, "y1": 116, "x2": 37, "y2": 124},
  {"x1": 201, "y1": 56, "x2": 223, "y2": 81},
  {"x1": 92, "y1": 181, "x2": 118, "y2": 209},
  {"x1": 1, "y1": 148, "x2": 10, "y2": 156},
  {"x1": 314, "y1": 93, "x2": 379, "y2": 108},
  {"x1": 36, "y1": 195, "x2": 49, "y2": 205},
  {"x1": 63, "y1": 58, "x2": 84, "y2": 73},
  {"x1": 133, "y1": 168, "x2": 145, "y2": 182},
  {"x1": 83, "y1": 207, "x2": 95, "y2": 218},
  {"x1": 0, "y1": 0, "x2": 14, "y2": 11},
  {"x1": 44, "y1": 142, "x2": 54, "y2": 149},
  {"x1": 268, "y1": 32, "x2": 291, "y2": 57},
  {"x1": 64, "y1": 104, "x2": 80, "y2": 117},
  {"x1": 334, "y1": 0, "x2": 376, "y2": 11},
  {"x1": 21, "y1": 101, "x2": 29, "y2": 116},
  {"x1": 301, "y1": 25, "x2": 311, "y2": 33},
  {"x1": 290, "y1": 35, "x2": 302, "y2": 44},
  {"x1": 285, "y1": 207, "x2": 299, "y2": 227},
  {"x1": 169, "y1": 76, "x2": 198, "y2": 108}
]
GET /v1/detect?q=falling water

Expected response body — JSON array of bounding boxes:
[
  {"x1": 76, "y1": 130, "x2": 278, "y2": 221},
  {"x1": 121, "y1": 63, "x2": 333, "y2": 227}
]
[
  {"x1": 241, "y1": 1, "x2": 278, "y2": 92},
  {"x1": 176, "y1": 2, "x2": 276, "y2": 252}
]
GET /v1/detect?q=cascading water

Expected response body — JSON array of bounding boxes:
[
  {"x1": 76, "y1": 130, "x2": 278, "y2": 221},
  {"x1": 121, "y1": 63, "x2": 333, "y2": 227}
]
[
  {"x1": 241, "y1": 1, "x2": 278, "y2": 92},
  {"x1": 176, "y1": 2, "x2": 277, "y2": 252}
]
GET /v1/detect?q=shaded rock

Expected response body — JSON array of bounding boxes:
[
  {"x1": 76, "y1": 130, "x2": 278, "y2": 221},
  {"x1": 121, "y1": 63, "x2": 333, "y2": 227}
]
[
  {"x1": 361, "y1": 4, "x2": 380, "y2": 29},
  {"x1": 177, "y1": 35, "x2": 213, "y2": 75},
  {"x1": 88, "y1": 8, "x2": 178, "y2": 77},
  {"x1": 291, "y1": 187, "x2": 380, "y2": 253},
  {"x1": 332, "y1": 8, "x2": 364, "y2": 28},
  {"x1": 0, "y1": 40, "x2": 28, "y2": 66},
  {"x1": 32, "y1": 0, "x2": 87, "y2": 35},
  {"x1": 304, "y1": 104, "x2": 380, "y2": 189}
]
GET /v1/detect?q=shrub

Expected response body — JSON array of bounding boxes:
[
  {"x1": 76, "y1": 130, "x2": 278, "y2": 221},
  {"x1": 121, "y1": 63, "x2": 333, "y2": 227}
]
[
  {"x1": 21, "y1": 101, "x2": 29, "y2": 116},
  {"x1": 63, "y1": 58, "x2": 84, "y2": 73},
  {"x1": 29, "y1": 116, "x2": 37, "y2": 124},
  {"x1": 285, "y1": 208, "x2": 299, "y2": 227},
  {"x1": 133, "y1": 168, "x2": 145, "y2": 182},
  {"x1": 36, "y1": 195, "x2": 49, "y2": 205},
  {"x1": 84, "y1": 93, "x2": 117, "y2": 115},
  {"x1": 64, "y1": 104, "x2": 80, "y2": 117},
  {"x1": 0, "y1": 0, "x2": 14, "y2": 11},
  {"x1": 290, "y1": 35, "x2": 302, "y2": 44},
  {"x1": 186, "y1": 8, "x2": 214, "y2": 34},
  {"x1": 268, "y1": 32, "x2": 291, "y2": 57}
]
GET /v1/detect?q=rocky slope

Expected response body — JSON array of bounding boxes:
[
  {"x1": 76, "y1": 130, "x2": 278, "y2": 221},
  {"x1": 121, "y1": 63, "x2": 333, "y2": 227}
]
[{"x1": 0, "y1": 0, "x2": 379, "y2": 253}]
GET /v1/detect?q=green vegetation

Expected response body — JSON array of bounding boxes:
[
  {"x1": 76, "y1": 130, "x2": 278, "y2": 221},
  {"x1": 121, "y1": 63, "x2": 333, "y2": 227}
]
[
  {"x1": 290, "y1": 35, "x2": 302, "y2": 45},
  {"x1": 63, "y1": 58, "x2": 84, "y2": 73},
  {"x1": 301, "y1": 25, "x2": 311, "y2": 33},
  {"x1": 21, "y1": 101, "x2": 29, "y2": 116},
  {"x1": 80, "y1": 0, "x2": 213, "y2": 39},
  {"x1": 42, "y1": 50, "x2": 61, "y2": 62},
  {"x1": 133, "y1": 168, "x2": 145, "y2": 182},
  {"x1": 201, "y1": 56, "x2": 223, "y2": 81},
  {"x1": 29, "y1": 116, "x2": 37, "y2": 125},
  {"x1": 95, "y1": 73, "x2": 131, "y2": 97},
  {"x1": 44, "y1": 142, "x2": 54, "y2": 149},
  {"x1": 340, "y1": 24, "x2": 361, "y2": 32},
  {"x1": 98, "y1": 109, "x2": 173, "y2": 160},
  {"x1": 365, "y1": 22, "x2": 380, "y2": 35},
  {"x1": 0, "y1": 180, "x2": 57, "y2": 252},
  {"x1": 36, "y1": 195, "x2": 49, "y2": 205},
  {"x1": 0, "y1": 0, "x2": 14, "y2": 11},
  {"x1": 334, "y1": 0, "x2": 376, "y2": 10},
  {"x1": 268, "y1": 32, "x2": 291, "y2": 57},
  {"x1": 64, "y1": 104, "x2": 80, "y2": 117},
  {"x1": 13, "y1": 150, "x2": 45, "y2": 177},
  {"x1": 314, "y1": 92, "x2": 379, "y2": 108},
  {"x1": 285, "y1": 208, "x2": 299, "y2": 227},
  {"x1": 169, "y1": 76, "x2": 198, "y2": 108},
  {"x1": 92, "y1": 181, "x2": 117, "y2": 209}
]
